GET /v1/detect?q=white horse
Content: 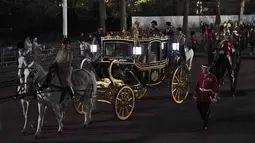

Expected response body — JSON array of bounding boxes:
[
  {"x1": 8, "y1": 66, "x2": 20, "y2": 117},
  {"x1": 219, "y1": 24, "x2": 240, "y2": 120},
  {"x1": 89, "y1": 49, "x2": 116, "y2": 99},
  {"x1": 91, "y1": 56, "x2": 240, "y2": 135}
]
[
  {"x1": 22, "y1": 61, "x2": 97, "y2": 138},
  {"x1": 184, "y1": 46, "x2": 194, "y2": 71},
  {"x1": 79, "y1": 41, "x2": 91, "y2": 57}
]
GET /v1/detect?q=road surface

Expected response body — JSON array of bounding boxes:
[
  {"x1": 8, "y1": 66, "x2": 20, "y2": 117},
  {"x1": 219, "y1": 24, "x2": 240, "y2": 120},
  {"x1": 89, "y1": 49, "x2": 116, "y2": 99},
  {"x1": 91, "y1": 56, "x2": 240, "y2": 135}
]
[{"x1": 0, "y1": 56, "x2": 255, "y2": 143}]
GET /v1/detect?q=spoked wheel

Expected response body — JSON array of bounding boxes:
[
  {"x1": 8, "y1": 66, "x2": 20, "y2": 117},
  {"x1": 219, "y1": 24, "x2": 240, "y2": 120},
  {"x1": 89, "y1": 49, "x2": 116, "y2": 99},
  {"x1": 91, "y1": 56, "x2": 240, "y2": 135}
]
[
  {"x1": 171, "y1": 64, "x2": 190, "y2": 104},
  {"x1": 73, "y1": 96, "x2": 85, "y2": 115},
  {"x1": 114, "y1": 86, "x2": 135, "y2": 120},
  {"x1": 135, "y1": 87, "x2": 147, "y2": 99}
]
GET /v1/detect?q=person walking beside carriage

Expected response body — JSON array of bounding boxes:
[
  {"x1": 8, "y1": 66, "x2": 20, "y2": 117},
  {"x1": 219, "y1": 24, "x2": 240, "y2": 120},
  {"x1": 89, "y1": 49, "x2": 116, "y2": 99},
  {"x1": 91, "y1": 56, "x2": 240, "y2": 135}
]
[
  {"x1": 207, "y1": 26, "x2": 215, "y2": 65},
  {"x1": 193, "y1": 64, "x2": 220, "y2": 130},
  {"x1": 175, "y1": 27, "x2": 186, "y2": 61},
  {"x1": 163, "y1": 21, "x2": 174, "y2": 56},
  {"x1": 39, "y1": 38, "x2": 74, "y2": 103},
  {"x1": 191, "y1": 31, "x2": 197, "y2": 57}
]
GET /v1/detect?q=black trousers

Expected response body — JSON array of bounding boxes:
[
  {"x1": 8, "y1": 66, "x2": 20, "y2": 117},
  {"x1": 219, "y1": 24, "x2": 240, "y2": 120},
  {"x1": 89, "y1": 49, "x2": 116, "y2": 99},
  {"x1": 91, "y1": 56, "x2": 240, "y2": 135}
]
[
  {"x1": 197, "y1": 101, "x2": 211, "y2": 127},
  {"x1": 207, "y1": 42, "x2": 213, "y2": 65},
  {"x1": 179, "y1": 45, "x2": 186, "y2": 61}
]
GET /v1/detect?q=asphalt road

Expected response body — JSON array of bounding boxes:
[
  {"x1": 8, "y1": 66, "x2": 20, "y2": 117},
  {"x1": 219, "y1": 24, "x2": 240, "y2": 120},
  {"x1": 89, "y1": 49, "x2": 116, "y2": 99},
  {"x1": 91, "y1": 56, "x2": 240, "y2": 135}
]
[{"x1": 0, "y1": 56, "x2": 255, "y2": 143}]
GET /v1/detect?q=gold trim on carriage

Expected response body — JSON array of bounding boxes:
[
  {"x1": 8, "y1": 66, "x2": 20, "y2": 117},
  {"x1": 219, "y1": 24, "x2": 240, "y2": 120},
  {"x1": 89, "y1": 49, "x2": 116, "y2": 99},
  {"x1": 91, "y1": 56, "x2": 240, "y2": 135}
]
[{"x1": 76, "y1": 22, "x2": 190, "y2": 120}]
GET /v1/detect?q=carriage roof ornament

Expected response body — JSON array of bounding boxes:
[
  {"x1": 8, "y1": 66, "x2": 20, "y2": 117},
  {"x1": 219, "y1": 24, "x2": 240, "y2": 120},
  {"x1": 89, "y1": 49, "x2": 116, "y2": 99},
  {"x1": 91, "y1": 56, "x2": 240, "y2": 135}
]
[{"x1": 132, "y1": 21, "x2": 141, "y2": 46}]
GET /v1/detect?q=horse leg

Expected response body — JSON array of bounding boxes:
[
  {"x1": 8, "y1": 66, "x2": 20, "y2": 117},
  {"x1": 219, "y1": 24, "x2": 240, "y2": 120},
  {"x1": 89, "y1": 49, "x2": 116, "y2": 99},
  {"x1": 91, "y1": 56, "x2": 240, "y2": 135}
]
[
  {"x1": 83, "y1": 98, "x2": 94, "y2": 128},
  {"x1": 52, "y1": 104, "x2": 64, "y2": 134},
  {"x1": 21, "y1": 99, "x2": 29, "y2": 135},
  {"x1": 189, "y1": 52, "x2": 193, "y2": 71},
  {"x1": 34, "y1": 103, "x2": 46, "y2": 139},
  {"x1": 41, "y1": 106, "x2": 48, "y2": 127},
  {"x1": 228, "y1": 68, "x2": 235, "y2": 97}
]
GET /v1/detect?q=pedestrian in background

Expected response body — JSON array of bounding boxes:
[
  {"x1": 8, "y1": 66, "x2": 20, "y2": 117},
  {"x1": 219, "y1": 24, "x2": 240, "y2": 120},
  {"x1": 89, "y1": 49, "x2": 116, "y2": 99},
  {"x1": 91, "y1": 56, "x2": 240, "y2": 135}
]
[{"x1": 191, "y1": 31, "x2": 197, "y2": 57}]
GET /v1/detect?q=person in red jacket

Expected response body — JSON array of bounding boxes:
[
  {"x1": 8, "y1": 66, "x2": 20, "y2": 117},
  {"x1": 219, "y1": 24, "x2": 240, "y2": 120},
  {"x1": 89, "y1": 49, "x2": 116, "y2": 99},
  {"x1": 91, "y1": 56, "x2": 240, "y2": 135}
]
[{"x1": 193, "y1": 64, "x2": 220, "y2": 130}]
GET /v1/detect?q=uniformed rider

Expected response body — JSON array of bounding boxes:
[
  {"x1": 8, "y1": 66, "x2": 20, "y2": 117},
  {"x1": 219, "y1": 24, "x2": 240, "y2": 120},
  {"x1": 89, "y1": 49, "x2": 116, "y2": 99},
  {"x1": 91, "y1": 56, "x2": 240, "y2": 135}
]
[
  {"x1": 39, "y1": 38, "x2": 74, "y2": 103},
  {"x1": 193, "y1": 64, "x2": 220, "y2": 130}
]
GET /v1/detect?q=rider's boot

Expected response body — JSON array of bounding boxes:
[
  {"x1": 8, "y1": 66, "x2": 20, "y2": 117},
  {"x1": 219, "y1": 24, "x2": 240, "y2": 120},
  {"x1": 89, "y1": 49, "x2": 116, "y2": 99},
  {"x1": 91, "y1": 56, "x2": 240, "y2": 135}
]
[
  {"x1": 59, "y1": 86, "x2": 75, "y2": 103},
  {"x1": 39, "y1": 63, "x2": 57, "y2": 90}
]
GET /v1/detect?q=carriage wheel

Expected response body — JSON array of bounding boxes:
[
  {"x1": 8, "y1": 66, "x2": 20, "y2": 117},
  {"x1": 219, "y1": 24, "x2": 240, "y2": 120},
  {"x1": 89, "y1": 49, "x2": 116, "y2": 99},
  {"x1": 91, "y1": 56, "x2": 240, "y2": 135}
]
[
  {"x1": 73, "y1": 96, "x2": 85, "y2": 115},
  {"x1": 135, "y1": 87, "x2": 147, "y2": 99},
  {"x1": 114, "y1": 86, "x2": 135, "y2": 120},
  {"x1": 171, "y1": 64, "x2": 190, "y2": 104}
]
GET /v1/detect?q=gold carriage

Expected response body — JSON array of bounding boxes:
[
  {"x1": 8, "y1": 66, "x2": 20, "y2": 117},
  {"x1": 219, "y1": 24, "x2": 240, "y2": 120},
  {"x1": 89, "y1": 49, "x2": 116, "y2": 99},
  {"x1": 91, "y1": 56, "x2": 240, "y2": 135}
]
[{"x1": 74, "y1": 29, "x2": 190, "y2": 121}]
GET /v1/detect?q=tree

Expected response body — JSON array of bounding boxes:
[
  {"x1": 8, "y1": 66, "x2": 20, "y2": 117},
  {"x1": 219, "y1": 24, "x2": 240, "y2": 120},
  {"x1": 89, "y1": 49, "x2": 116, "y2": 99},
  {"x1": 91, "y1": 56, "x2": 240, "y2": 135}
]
[
  {"x1": 99, "y1": 0, "x2": 106, "y2": 33},
  {"x1": 120, "y1": 0, "x2": 127, "y2": 29},
  {"x1": 239, "y1": 0, "x2": 250, "y2": 24},
  {"x1": 176, "y1": 0, "x2": 183, "y2": 15},
  {"x1": 215, "y1": 0, "x2": 221, "y2": 32},
  {"x1": 182, "y1": 0, "x2": 189, "y2": 35},
  {"x1": 239, "y1": 0, "x2": 245, "y2": 24}
]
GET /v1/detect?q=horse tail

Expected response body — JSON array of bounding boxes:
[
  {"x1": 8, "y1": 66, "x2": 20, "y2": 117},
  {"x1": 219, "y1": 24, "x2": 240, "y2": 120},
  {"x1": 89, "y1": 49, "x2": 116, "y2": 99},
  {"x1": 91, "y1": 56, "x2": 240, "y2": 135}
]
[{"x1": 88, "y1": 71, "x2": 97, "y2": 98}]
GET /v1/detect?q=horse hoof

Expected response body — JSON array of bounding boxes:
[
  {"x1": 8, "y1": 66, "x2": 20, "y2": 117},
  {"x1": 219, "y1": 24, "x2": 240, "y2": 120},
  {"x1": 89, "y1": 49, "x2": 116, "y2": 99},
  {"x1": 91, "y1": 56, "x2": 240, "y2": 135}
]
[
  {"x1": 83, "y1": 123, "x2": 88, "y2": 128},
  {"x1": 57, "y1": 131, "x2": 63, "y2": 135},
  {"x1": 88, "y1": 121, "x2": 93, "y2": 125},
  {"x1": 34, "y1": 135, "x2": 40, "y2": 139},
  {"x1": 21, "y1": 131, "x2": 27, "y2": 136}
]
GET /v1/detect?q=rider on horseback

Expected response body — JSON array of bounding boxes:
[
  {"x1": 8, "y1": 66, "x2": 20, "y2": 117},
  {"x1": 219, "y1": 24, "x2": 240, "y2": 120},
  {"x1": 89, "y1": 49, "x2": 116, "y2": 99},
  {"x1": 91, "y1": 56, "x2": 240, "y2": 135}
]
[{"x1": 39, "y1": 38, "x2": 74, "y2": 103}]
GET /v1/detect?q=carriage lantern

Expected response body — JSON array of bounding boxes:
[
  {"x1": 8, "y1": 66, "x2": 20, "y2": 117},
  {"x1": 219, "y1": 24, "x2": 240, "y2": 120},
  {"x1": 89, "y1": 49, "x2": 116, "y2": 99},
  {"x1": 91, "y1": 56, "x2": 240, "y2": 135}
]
[
  {"x1": 172, "y1": 43, "x2": 179, "y2": 51},
  {"x1": 161, "y1": 43, "x2": 164, "y2": 49},
  {"x1": 90, "y1": 44, "x2": 98, "y2": 53},
  {"x1": 133, "y1": 46, "x2": 142, "y2": 55}
]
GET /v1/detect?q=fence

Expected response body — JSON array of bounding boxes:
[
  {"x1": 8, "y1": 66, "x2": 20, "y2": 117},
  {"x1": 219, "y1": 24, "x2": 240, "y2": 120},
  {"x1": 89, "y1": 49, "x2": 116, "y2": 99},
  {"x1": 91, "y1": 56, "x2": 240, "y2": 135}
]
[{"x1": 0, "y1": 42, "x2": 82, "y2": 87}]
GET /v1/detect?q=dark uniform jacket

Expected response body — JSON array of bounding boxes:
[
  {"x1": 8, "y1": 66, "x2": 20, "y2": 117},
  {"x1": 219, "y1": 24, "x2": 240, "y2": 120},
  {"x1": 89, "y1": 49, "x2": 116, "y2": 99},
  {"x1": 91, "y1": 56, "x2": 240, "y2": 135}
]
[{"x1": 195, "y1": 73, "x2": 219, "y2": 102}]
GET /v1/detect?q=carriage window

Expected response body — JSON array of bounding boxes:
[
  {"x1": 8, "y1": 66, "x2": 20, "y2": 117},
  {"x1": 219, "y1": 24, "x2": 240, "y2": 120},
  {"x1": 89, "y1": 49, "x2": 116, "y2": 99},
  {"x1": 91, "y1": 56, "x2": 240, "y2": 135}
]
[
  {"x1": 138, "y1": 43, "x2": 149, "y2": 63},
  {"x1": 150, "y1": 42, "x2": 161, "y2": 62},
  {"x1": 104, "y1": 41, "x2": 132, "y2": 57}
]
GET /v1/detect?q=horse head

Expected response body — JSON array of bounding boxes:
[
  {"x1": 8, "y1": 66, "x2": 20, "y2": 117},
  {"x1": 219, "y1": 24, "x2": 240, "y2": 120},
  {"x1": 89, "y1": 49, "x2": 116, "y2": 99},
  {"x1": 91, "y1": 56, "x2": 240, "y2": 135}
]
[{"x1": 24, "y1": 61, "x2": 46, "y2": 89}]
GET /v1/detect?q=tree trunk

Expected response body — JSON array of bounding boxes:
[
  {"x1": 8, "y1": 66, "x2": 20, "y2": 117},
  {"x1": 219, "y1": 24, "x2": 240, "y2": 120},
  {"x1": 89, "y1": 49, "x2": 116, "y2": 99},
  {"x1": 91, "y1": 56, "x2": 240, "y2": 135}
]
[
  {"x1": 176, "y1": 0, "x2": 182, "y2": 16},
  {"x1": 120, "y1": 0, "x2": 127, "y2": 30},
  {"x1": 182, "y1": 0, "x2": 189, "y2": 35},
  {"x1": 62, "y1": 0, "x2": 68, "y2": 38},
  {"x1": 99, "y1": 0, "x2": 106, "y2": 33},
  {"x1": 215, "y1": 0, "x2": 221, "y2": 32},
  {"x1": 239, "y1": 0, "x2": 246, "y2": 24}
]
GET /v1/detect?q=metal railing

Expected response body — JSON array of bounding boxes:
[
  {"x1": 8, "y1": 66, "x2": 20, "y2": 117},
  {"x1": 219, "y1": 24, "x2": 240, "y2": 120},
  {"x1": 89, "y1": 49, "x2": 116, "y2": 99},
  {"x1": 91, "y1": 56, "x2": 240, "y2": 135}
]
[{"x1": 0, "y1": 42, "x2": 82, "y2": 87}]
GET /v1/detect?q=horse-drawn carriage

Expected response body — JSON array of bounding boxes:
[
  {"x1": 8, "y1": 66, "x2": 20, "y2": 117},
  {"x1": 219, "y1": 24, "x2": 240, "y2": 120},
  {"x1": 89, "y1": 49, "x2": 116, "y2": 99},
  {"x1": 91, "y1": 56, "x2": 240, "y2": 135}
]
[{"x1": 75, "y1": 30, "x2": 191, "y2": 120}]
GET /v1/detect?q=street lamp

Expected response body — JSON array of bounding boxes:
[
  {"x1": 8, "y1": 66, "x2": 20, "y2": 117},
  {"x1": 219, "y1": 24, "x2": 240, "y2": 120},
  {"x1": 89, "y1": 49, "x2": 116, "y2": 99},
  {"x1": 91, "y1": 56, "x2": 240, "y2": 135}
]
[
  {"x1": 62, "y1": 0, "x2": 68, "y2": 38},
  {"x1": 58, "y1": 0, "x2": 68, "y2": 38}
]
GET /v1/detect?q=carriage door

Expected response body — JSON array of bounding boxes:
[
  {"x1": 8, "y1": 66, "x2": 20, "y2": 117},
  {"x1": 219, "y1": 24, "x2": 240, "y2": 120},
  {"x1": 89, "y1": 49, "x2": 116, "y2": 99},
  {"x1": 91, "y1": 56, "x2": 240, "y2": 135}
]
[{"x1": 149, "y1": 40, "x2": 163, "y2": 84}]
